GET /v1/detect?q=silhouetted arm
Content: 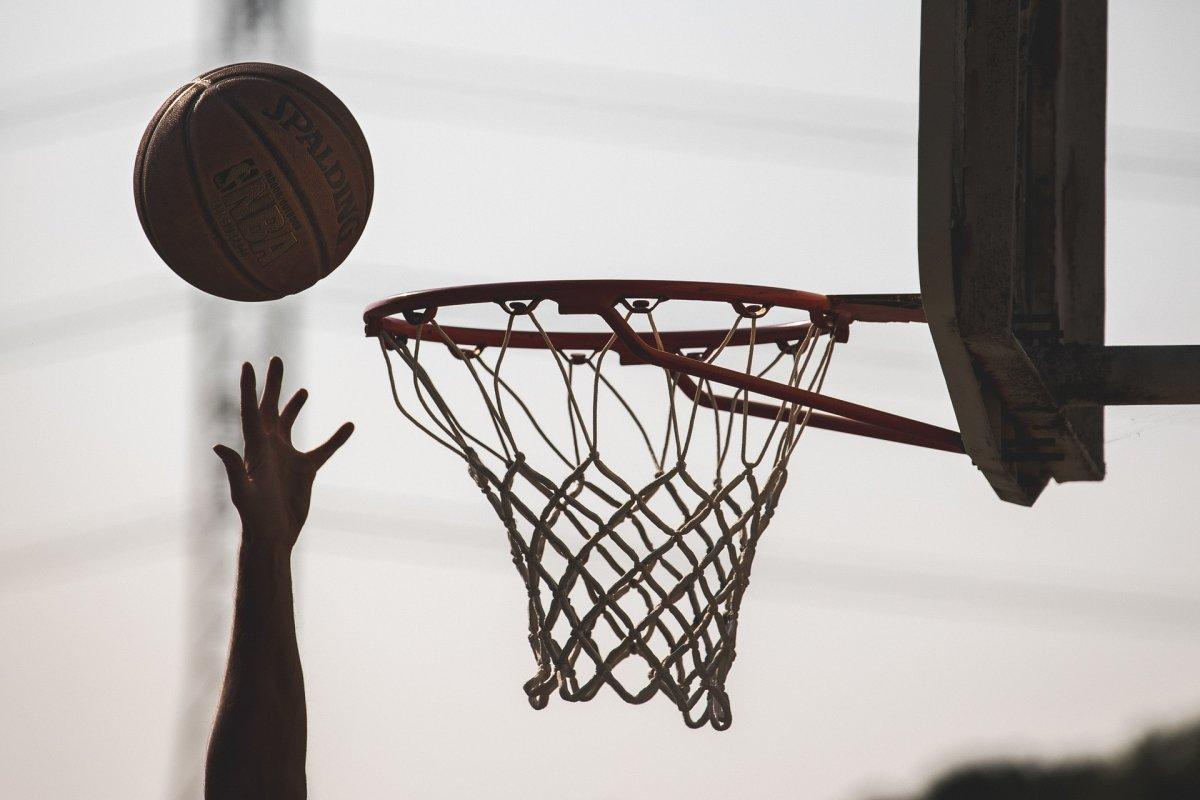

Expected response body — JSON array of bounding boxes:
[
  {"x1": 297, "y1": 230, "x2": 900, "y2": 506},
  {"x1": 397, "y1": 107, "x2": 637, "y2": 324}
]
[{"x1": 205, "y1": 357, "x2": 353, "y2": 800}]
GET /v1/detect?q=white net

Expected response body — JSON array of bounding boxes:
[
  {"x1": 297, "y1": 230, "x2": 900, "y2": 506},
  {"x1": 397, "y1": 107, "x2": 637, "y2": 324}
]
[{"x1": 373, "y1": 301, "x2": 834, "y2": 729}]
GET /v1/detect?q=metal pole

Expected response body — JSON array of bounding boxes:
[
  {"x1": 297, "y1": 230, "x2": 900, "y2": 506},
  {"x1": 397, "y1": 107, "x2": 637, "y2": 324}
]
[
  {"x1": 1038, "y1": 344, "x2": 1200, "y2": 406},
  {"x1": 169, "y1": 1, "x2": 306, "y2": 796}
]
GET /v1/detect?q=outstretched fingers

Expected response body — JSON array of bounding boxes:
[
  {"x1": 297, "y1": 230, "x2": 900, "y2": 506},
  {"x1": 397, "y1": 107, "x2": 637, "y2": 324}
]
[
  {"x1": 306, "y1": 421, "x2": 355, "y2": 469},
  {"x1": 239, "y1": 362, "x2": 265, "y2": 454},
  {"x1": 279, "y1": 388, "x2": 309, "y2": 440},
  {"x1": 259, "y1": 356, "x2": 284, "y2": 423},
  {"x1": 239, "y1": 357, "x2": 340, "y2": 463}
]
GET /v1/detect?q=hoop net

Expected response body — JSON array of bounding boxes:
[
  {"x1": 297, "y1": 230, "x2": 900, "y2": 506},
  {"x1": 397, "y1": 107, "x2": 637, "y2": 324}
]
[{"x1": 372, "y1": 299, "x2": 836, "y2": 730}]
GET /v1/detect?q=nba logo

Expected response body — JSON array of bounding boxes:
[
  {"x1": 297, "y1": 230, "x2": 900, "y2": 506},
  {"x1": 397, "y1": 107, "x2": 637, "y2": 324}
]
[{"x1": 213, "y1": 159, "x2": 260, "y2": 192}]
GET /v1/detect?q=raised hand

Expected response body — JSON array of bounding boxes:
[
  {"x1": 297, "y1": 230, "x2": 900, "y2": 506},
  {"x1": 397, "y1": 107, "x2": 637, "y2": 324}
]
[{"x1": 213, "y1": 357, "x2": 354, "y2": 547}]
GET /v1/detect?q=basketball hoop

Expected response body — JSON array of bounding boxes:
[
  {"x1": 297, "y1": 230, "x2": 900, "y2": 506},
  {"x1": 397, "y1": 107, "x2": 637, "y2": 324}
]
[{"x1": 364, "y1": 280, "x2": 961, "y2": 729}]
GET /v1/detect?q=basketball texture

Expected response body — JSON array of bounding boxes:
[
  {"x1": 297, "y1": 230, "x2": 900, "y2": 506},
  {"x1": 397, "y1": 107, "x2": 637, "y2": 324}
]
[{"x1": 134, "y1": 63, "x2": 373, "y2": 301}]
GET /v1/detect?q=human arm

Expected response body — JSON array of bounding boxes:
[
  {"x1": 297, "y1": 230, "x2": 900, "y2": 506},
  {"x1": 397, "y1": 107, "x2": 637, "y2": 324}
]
[{"x1": 204, "y1": 357, "x2": 353, "y2": 799}]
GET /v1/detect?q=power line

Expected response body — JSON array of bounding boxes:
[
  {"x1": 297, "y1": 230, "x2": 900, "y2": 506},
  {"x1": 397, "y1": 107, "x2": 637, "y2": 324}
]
[
  {"x1": 314, "y1": 35, "x2": 1200, "y2": 182},
  {"x1": 0, "y1": 286, "x2": 184, "y2": 360},
  {"x1": 4, "y1": 36, "x2": 1198, "y2": 184},
  {"x1": 307, "y1": 491, "x2": 1200, "y2": 639},
  {"x1": 5, "y1": 497, "x2": 1199, "y2": 640},
  {"x1": 0, "y1": 47, "x2": 196, "y2": 149},
  {"x1": 0, "y1": 507, "x2": 180, "y2": 589},
  {"x1": 0, "y1": 261, "x2": 479, "y2": 367},
  {"x1": 0, "y1": 69, "x2": 186, "y2": 130},
  {"x1": 0, "y1": 45, "x2": 193, "y2": 103}
]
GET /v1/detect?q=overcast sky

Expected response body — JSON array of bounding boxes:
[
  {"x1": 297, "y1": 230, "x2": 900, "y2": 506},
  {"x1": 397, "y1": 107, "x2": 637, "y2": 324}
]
[{"x1": 2, "y1": 2, "x2": 1199, "y2": 798}]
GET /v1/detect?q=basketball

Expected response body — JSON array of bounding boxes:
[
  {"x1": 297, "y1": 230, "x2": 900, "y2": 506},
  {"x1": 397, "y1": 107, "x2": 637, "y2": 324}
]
[{"x1": 134, "y1": 62, "x2": 373, "y2": 301}]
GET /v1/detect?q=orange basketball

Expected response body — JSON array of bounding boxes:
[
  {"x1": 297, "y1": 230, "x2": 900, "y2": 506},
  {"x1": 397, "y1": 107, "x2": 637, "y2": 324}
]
[{"x1": 134, "y1": 62, "x2": 373, "y2": 301}]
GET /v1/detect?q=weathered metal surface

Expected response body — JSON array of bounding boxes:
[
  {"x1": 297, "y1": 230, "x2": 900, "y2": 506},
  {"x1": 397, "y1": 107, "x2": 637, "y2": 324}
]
[
  {"x1": 919, "y1": 0, "x2": 1108, "y2": 504},
  {"x1": 1033, "y1": 344, "x2": 1200, "y2": 406}
]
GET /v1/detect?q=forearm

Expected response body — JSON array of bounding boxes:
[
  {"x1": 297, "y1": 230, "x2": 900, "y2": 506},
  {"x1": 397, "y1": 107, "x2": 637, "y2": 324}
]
[
  {"x1": 206, "y1": 533, "x2": 307, "y2": 799},
  {"x1": 205, "y1": 357, "x2": 351, "y2": 798}
]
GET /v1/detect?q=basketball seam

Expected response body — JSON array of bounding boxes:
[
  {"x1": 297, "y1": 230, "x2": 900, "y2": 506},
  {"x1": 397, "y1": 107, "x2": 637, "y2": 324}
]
[
  {"x1": 214, "y1": 91, "x2": 332, "y2": 281},
  {"x1": 135, "y1": 84, "x2": 195, "y2": 255},
  {"x1": 210, "y1": 66, "x2": 374, "y2": 212},
  {"x1": 180, "y1": 90, "x2": 278, "y2": 299}
]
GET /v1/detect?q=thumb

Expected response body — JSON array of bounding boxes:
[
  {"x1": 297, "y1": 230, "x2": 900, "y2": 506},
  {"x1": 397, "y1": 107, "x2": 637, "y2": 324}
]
[{"x1": 213, "y1": 444, "x2": 247, "y2": 494}]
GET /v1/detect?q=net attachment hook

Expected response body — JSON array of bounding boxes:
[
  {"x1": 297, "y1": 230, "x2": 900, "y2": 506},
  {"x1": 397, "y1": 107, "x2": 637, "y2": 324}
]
[
  {"x1": 402, "y1": 307, "x2": 438, "y2": 326},
  {"x1": 497, "y1": 298, "x2": 543, "y2": 316},
  {"x1": 618, "y1": 297, "x2": 666, "y2": 314},
  {"x1": 731, "y1": 301, "x2": 771, "y2": 319},
  {"x1": 810, "y1": 310, "x2": 851, "y2": 343}
]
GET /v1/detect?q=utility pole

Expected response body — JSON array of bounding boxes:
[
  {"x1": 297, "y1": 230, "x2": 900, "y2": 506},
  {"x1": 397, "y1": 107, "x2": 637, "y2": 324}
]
[{"x1": 170, "y1": 1, "x2": 306, "y2": 796}]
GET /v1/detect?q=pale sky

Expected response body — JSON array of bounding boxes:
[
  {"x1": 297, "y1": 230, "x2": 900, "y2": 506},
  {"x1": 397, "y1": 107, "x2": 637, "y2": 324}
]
[{"x1": 2, "y1": 2, "x2": 1199, "y2": 798}]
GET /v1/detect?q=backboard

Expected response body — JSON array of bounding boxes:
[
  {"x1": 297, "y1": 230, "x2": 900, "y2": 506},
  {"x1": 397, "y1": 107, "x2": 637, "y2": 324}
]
[{"x1": 918, "y1": 0, "x2": 1108, "y2": 505}]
